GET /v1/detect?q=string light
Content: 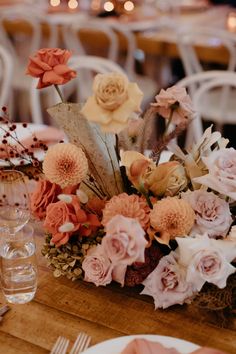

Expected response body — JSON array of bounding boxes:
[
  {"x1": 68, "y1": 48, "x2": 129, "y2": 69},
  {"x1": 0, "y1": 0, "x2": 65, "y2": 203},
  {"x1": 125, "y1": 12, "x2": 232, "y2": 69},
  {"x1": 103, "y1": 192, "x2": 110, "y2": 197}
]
[
  {"x1": 50, "y1": 0, "x2": 60, "y2": 6},
  {"x1": 104, "y1": 1, "x2": 114, "y2": 12},
  {"x1": 68, "y1": 0, "x2": 78, "y2": 9},
  {"x1": 124, "y1": 1, "x2": 134, "y2": 12}
]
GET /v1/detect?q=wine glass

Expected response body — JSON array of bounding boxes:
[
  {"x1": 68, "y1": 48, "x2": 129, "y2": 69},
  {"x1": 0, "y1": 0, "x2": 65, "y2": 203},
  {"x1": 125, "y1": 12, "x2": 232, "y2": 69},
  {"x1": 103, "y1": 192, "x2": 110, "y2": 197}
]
[{"x1": 0, "y1": 170, "x2": 31, "y2": 236}]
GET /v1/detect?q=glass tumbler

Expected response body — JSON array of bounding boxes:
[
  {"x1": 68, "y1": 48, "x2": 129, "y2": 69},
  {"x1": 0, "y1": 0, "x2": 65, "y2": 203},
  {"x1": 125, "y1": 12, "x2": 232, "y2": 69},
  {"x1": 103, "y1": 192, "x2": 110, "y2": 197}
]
[{"x1": 0, "y1": 224, "x2": 38, "y2": 304}]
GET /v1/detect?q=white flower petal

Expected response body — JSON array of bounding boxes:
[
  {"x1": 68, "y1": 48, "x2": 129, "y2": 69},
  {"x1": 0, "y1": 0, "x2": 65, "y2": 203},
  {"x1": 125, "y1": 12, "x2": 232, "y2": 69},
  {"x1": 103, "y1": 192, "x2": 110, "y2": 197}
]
[
  {"x1": 58, "y1": 222, "x2": 75, "y2": 233},
  {"x1": 76, "y1": 189, "x2": 88, "y2": 204},
  {"x1": 57, "y1": 194, "x2": 73, "y2": 203}
]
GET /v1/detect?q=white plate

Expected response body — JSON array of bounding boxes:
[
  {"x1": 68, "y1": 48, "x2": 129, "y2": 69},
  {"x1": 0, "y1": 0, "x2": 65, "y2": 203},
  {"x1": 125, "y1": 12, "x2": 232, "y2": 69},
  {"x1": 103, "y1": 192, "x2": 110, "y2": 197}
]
[{"x1": 83, "y1": 335, "x2": 200, "y2": 354}]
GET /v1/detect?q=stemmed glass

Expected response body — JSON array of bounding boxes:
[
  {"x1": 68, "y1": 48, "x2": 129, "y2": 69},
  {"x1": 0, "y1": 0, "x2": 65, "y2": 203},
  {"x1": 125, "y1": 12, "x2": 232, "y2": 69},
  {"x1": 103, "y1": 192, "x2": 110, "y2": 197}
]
[{"x1": 0, "y1": 170, "x2": 30, "y2": 235}]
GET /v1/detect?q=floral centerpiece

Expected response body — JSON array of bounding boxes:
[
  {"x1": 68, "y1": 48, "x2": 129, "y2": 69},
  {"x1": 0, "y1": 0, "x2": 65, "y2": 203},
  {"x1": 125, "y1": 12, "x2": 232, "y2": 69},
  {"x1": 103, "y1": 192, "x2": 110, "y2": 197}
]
[{"x1": 17, "y1": 48, "x2": 236, "y2": 311}]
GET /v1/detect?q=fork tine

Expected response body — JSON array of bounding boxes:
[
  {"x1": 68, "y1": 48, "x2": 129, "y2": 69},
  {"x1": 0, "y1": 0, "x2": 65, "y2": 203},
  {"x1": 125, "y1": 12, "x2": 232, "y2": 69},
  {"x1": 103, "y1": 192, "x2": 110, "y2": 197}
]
[
  {"x1": 50, "y1": 336, "x2": 62, "y2": 353},
  {"x1": 50, "y1": 336, "x2": 69, "y2": 354},
  {"x1": 70, "y1": 332, "x2": 91, "y2": 354}
]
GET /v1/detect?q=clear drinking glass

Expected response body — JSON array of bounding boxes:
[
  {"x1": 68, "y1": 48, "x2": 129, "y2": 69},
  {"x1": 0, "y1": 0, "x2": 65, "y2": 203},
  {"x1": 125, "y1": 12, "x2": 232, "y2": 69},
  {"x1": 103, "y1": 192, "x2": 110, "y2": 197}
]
[
  {"x1": 0, "y1": 224, "x2": 37, "y2": 304},
  {"x1": 0, "y1": 170, "x2": 30, "y2": 236}
]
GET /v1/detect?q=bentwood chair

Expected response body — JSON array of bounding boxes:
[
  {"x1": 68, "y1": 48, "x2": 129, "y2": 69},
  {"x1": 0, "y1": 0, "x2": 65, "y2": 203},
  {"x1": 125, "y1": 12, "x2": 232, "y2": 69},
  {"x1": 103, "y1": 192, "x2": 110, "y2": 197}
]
[
  {"x1": 0, "y1": 44, "x2": 13, "y2": 109},
  {"x1": 177, "y1": 71, "x2": 236, "y2": 147}
]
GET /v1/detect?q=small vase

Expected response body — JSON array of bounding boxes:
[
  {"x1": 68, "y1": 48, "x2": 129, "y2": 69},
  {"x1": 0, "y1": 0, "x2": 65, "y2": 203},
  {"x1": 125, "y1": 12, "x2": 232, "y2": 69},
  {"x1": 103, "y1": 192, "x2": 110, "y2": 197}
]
[{"x1": 47, "y1": 102, "x2": 124, "y2": 198}]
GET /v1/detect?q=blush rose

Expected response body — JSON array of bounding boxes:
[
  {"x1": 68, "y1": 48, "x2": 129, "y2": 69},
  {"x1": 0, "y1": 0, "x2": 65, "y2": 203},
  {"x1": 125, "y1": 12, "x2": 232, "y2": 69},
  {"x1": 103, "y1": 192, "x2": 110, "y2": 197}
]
[{"x1": 141, "y1": 252, "x2": 196, "y2": 309}]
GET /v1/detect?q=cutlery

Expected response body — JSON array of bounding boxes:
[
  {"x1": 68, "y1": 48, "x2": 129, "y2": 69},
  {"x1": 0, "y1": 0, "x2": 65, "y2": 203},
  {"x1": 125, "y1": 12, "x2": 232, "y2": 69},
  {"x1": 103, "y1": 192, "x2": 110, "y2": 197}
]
[
  {"x1": 0, "y1": 305, "x2": 10, "y2": 316},
  {"x1": 69, "y1": 332, "x2": 91, "y2": 354},
  {"x1": 50, "y1": 336, "x2": 70, "y2": 354}
]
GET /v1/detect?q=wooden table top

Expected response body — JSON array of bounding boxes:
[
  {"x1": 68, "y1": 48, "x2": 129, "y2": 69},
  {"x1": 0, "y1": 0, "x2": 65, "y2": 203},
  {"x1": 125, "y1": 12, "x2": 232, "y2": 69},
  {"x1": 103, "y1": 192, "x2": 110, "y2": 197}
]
[{"x1": 0, "y1": 224, "x2": 235, "y2": 354}]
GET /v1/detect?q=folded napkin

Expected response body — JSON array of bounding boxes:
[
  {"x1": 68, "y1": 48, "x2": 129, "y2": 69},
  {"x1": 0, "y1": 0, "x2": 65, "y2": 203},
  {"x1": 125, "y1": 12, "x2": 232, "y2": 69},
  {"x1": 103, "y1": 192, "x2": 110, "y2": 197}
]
[
  {"x1": 121, "y1": 339, "x2": 180, "y2": 354},
  {"x1": 120, "y1": 339, "x2": 228, "y2": 354},
  {"x1": 0, "y1": 126, "x2": 65, "y2": 159}
]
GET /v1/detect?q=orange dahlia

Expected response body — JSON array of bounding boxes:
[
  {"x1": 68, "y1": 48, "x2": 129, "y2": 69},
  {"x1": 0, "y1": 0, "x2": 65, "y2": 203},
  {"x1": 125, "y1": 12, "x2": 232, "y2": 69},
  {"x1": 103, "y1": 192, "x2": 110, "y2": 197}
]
[
  {"x1": 102, "y1": 193, "x2": 150, "y2": 229},
  {"x1": 149, "y1": 197, "x2": 195, "y2": 244},
  {"x1": 43, "y1": 143, "x2": 88, "y2": 188}
]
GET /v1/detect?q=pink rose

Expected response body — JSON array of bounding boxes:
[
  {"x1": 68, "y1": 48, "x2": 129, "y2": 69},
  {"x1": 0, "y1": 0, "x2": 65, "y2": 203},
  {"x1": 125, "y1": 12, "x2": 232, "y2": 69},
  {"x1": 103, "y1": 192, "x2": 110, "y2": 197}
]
[
  {"x1": 176, "y1": 235, "x2": 236, "y2": 291},
  {"x1": 26, "y1": 48, "x2": 76, "y2": 89},
  {"x1": 151, "y1": 86, "x2": 194, "y2": 124},
  {"x1": 182, "y1": 190, "x2": 232, "y2": 238},
  {"x1": 141, "y1": 252, "x2": 196, "y2": 309},
  {"x1": 30, "y1": 180, "x2": 61, "y2": 220},
  {"x1": 82, "y1": 246, "x2": 113, "y2": 286},
  {"x1": 187, "y1": 249, "x2": 235, "y2": 290},
  {"x1": 102, "y1": 215, "x2": 147, "y2": 286},
  {"x1": 194, "y1": 148, "x2": 236, "y2": 201}
]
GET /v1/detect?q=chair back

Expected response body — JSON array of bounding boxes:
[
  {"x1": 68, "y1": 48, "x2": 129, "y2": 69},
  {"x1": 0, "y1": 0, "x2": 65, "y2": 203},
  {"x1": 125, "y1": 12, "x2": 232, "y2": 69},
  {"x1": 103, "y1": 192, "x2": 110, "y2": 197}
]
[
  {"x1": 0, "y1": 45, "x2": 13, "y2": 108},
  {"x1": 177, "y1": 71, "x2": 236, "y2": 147}
]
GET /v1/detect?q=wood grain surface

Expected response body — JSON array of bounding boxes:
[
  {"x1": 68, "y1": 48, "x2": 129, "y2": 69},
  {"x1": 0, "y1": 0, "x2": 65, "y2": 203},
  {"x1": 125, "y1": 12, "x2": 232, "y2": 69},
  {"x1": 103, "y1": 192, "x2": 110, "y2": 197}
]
[{"x1": 0, "y1": 226, "x2": 235, "y2": 354}]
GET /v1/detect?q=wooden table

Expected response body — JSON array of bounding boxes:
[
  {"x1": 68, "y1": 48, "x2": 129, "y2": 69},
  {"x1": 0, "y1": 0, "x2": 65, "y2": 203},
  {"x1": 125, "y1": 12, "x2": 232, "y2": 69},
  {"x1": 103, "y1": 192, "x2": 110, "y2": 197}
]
[{"x1": 0, "y1": 225, "x2": 235, "y2": 354}]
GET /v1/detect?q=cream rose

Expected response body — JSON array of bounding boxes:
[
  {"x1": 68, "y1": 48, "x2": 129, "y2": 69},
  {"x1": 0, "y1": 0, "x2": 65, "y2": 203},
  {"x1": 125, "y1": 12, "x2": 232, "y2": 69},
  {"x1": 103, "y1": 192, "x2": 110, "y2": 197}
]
[
  {"x1": 194, "y1": 148, "x2": 236, "y2": 201},
  {"x1": 81, "y1": 72, "x2": 143, "y2": 134},
  {"x1": 182, "y1": 190, "x2": 232, "y2": 238},
  {"x1": 146, "y1": 161, "x2": 188, "y2": 197}
]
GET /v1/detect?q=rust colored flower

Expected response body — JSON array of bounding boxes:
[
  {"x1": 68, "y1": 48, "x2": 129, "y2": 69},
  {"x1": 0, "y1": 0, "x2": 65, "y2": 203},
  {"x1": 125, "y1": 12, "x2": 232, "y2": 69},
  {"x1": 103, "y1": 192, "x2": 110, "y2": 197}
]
[
  {"x1": 44, "y1": 196, "x2": 100, "y2": 247},
  {"x1": 43, "y1": 143, "x2": 88, "y2": 189},
  {"x1": 102, "y1": 193, "x2": 150, "y2": 229},
  {"x1": 26, "y1": 48, "x2": 76, "y2": 89},
  {"x1": 149, "y1": 197, "x2": 195, "y2": 244},
  {"x1": 87, "y1": 197, "x2": 106, "y2": 217},
  {"x1": 30, "y1": 179, "x2": 61, "y2": 220}
]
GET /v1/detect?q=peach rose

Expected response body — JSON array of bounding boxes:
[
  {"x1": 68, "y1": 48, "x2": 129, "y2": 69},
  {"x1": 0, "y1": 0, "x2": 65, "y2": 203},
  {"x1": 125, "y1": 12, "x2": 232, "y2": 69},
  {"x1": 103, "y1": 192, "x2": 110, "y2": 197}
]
[
  {"x1": 151, "y1": 86, "x2": 194, "y2": 124},
  {"x1": 30, "y1": 180, "x2": 61, "y2": 220},
  {"x1": 26, "y1": 48, "x2": 76, "y2": 89},
  {"x1": 81, "y1": 72, "x2": 143, "y2": 133},
  {"x1": 146, "y1": 161, "x2": 188, "y2": 197}
]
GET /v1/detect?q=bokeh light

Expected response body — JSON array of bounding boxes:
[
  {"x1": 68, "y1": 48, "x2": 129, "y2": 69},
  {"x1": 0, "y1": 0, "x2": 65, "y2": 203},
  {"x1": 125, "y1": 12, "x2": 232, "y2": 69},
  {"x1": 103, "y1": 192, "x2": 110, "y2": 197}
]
[
  {"x1": 124, "y1": 1, "x2": 134, "y2": 12},
  {"x1": 104, "y1": 1, "x2": 114, "y2": 12},
  {"x1": 50, "y1": 0, "x2": 60, "y2": 7}
]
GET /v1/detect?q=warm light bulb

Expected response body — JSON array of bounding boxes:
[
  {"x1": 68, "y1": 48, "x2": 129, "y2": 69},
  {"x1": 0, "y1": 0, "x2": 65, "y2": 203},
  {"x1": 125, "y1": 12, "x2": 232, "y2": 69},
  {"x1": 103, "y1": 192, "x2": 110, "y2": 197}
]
[
  {"x1": 68, "y1": 0, "x2": 78, "y2": 9},
  {"x1": 50, "y1": 0, "x2": 60, "y2": 6},
  {"x1": 104, "y1": 1, "x2": 114, "y2": 12},
  {"x1": 124, "y1": 1, "x2": 134, "y2": 12}
]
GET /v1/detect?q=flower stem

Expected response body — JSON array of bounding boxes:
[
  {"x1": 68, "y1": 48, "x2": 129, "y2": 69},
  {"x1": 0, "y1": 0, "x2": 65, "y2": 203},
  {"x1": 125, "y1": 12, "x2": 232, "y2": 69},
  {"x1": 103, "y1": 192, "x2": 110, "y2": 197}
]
[
  {"x1": 164, "y1": 108, "x2": 174, "y2": 137},
  {"x1": 139, "y1": 183, "x2": 153, "y2": 209},
  {"x1": 54, "y1": 84, "x2": 64, "y2": 103}
]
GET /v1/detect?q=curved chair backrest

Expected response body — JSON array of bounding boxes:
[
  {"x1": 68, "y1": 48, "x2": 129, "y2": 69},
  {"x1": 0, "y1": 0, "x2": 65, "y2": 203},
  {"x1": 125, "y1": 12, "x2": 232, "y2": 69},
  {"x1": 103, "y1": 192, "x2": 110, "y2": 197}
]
[
  {"x1": 0, "y1": 8, "x2": 41, "y2": 61},
  {"x1": 64, "y1": 19, "x2": 119, "y2": 62},
  {"x1": 0, "y1": 45, "x2": 13, "y2": 108},
  {"x1": 177, "y1": 26, "x2": 236, "y2": 75},
  {"x1": 177, "y1": 70, "x2": 236, "y2": 146},
  {"x1": 30, "y1": 55, "x2": 126, "y2": 125}
]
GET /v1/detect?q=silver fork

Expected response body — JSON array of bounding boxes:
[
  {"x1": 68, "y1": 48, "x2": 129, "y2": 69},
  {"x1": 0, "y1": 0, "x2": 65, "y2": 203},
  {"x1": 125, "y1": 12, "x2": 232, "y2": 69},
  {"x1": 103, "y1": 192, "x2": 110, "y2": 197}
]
[
  {"x1": 50, "y1": 336, "x2": 70, "y2": 354},
  {"x1": 69, "y1": 332, "x2": 91, "y2": 354}
]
